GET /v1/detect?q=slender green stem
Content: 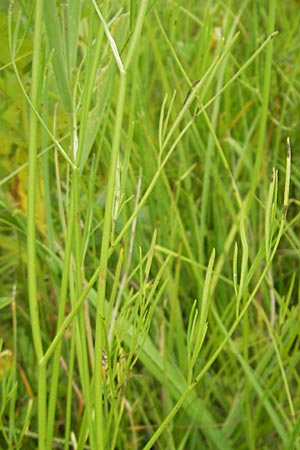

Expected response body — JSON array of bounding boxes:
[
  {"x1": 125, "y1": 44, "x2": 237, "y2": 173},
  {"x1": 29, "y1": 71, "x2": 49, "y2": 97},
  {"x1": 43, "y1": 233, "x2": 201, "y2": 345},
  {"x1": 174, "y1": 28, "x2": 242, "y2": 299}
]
[
  {"x1": 63, "y1": 334, "x2": 76, "y2": 450},
  {"x1": 124, "y1": 0, "x2": 149, "y2": 69},
  {"x1": 94, "y1": 71, "x2": 127, "y2": 450},
  {"x1": 72, "y1": 165, "x2": 97, "y2": 448},
  {"x1": 26, "y1": 0, "x2": 44, "y2": 363},
  {"x1": 26, "y1": 0, "x2": 46, "y2": 448},
  {"x1": 93, "y1": 4, "x2": 149, "y2": 446},
  {"x1": 45, "y1": 195, "x2": 75, "y2": 450}
]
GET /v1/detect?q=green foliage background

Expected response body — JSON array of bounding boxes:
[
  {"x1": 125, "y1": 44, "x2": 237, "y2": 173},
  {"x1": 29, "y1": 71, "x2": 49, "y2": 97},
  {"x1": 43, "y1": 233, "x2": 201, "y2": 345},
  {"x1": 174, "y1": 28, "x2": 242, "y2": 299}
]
[{"x1": 0, "y1": 1, "x2": 299, "y2": 449}]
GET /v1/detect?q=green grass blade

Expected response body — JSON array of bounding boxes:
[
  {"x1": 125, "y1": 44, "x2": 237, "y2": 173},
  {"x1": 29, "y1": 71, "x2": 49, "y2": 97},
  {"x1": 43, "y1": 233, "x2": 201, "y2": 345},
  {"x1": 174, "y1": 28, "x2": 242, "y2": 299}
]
[{"x1": 43, "y1": 1, "x2": 73, "y2": 111}]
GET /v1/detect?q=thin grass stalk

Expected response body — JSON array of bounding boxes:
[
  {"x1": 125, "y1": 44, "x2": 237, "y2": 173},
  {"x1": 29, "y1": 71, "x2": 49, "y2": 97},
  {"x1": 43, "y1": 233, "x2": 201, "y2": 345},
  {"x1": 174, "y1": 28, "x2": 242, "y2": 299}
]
[
  {"x1": 63, "y1": 333, "x2": 76, "y2": 450},
  {"x1": 24, "y1": 0, "x2": 47, "y2": 447},
  {"x1": 124, "y1": 0, "x2": 149, "y2": 70},
  {"x1": 72, "y1": 165, "x2": 97, "y2": 448},
  {"x1": 243, "y1": 312, "x2": 254, "y2": 450},
  {"x1": 41, "y1": 99, "x2": 56, "y2": 252},
  {"x1": 93, "y1": 3, "x2": 149, "y2": 446},
  {"x1": 23, "y1": 0, "x2": 44, "y2": 365},
  {"x1": 8, "y1": 285, "x2": 17, "y2": 446},
  {"x1": 94, "y1": 71, "x2": 127, "y2": 450},
  {"x1": 45, "y1": 194, "x2": 76, "y2": 450}
]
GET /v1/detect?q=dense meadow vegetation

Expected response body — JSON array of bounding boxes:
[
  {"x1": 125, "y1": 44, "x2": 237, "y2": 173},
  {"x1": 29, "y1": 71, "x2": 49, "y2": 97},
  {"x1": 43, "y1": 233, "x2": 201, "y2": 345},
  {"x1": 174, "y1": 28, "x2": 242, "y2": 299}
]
[{"x1": 0, "y1": 1, "x2": 300, "y2": 449}]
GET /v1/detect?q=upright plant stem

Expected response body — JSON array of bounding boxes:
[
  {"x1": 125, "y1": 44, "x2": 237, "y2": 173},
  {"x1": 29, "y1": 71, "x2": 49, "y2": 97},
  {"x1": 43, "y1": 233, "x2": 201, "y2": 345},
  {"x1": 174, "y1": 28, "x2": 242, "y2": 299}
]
[
  {"x1": 27, "y1": 0, "x2": 46, "y2": 448},
  {"x1": 72, "y1": 165, "x2": 97, "y2": 448},
  {"x1": 93, "y1": 3, "x2": 149, "y2": 446},
  {"x1": 94, "y1": 71, "x2": 127, "y2": 450},
  {"x1": 45, "y1": 195, "x2": 75, "y2": 450}
]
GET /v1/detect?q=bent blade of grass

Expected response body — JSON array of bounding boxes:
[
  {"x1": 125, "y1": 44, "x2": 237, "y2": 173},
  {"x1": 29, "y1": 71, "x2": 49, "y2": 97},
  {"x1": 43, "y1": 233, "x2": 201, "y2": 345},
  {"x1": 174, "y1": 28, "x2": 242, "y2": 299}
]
[
  {"x1": 222, "y1": 311, "x2": 297, "y2": 441},
  {"x1": 91, "y1": 0, "x2": 125, "y2": 74}
]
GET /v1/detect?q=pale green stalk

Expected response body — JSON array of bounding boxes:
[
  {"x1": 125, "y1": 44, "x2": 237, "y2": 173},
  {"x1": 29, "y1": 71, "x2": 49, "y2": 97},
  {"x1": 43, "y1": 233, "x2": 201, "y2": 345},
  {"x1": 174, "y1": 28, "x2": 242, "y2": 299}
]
[
  {"x1": 45, "y1": 195, "x2": 75, "y2": 449},
  {"x1": 94, "y1": 71, "x2": 127, "y2": 450},
  {"x1": 18, "y1": 0, "x2": 47, "y2": 448},
  {"x1": 72, "y1": 164, "x2": 97, "y2": 448},
  {"x1": 63, "y1": 332, "x2": 76, "y2": 450}
]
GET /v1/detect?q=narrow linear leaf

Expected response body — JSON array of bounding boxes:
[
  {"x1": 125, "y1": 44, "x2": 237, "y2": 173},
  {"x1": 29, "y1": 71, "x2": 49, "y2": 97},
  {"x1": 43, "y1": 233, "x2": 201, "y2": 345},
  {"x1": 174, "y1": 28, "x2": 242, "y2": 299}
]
[{"x1": 43, "y1": 1, "x2": 73, "y2": 112}]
